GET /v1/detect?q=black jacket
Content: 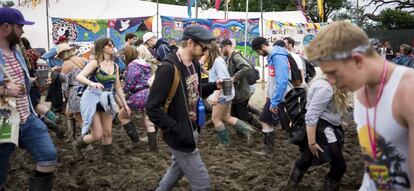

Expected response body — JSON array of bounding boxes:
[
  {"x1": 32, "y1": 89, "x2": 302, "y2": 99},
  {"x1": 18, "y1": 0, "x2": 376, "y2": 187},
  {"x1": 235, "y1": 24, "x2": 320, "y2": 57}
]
[{"x1": 146, "y1": 53, "x2": 217, "y2": 152}]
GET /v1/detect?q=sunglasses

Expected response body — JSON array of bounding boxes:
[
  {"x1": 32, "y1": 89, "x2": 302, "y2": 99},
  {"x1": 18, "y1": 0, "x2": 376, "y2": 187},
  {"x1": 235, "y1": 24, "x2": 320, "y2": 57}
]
[
  {"x1": 105, "y1": 42, "x2": 114, "y2": 48},
  {"x1": 194, "y1": 41, "x2": 210, "y2": 52}
]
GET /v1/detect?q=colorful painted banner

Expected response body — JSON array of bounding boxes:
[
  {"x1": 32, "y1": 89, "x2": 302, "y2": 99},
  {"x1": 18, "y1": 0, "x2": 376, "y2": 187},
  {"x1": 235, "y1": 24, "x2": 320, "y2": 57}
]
[
  {"x1": 51, "y1": 17, "x2": 152, "y2": 54},
  {"x1": 108, "y1": 17, "x2": 153, "y2": 49},
  {"x1": 264, "y1": 19, "x2": 328, "y2": 54},
  {"x1": 161, "y1": 16, "x2": 260, "y2": 65}
]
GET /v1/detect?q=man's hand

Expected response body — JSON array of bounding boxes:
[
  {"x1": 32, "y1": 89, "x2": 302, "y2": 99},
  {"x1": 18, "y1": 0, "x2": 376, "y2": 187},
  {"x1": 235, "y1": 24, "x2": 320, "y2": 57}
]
[
  {"x1": 269, "y1": 105, "x2": 278, "y2": 114},
  {"x1": 5, "y1": 82, "x2": 25, "y2": 97}
]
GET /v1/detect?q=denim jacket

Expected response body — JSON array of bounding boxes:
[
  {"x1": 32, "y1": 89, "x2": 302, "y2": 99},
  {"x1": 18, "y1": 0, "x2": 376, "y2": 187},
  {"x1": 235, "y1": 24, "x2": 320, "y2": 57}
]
[
  {"x1": 0, "y1": 46, "x2": 37, "y2": 116},
  {"x1": 80, "y1": 87, "x2": 116, "y2": 135}
]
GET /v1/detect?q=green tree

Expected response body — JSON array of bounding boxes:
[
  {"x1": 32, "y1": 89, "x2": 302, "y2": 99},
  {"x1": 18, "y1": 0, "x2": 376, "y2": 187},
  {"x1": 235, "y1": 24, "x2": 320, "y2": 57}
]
[
  {"x1": 0, "y1": 0, "x2": 15, "y2": 7},
  {"x1": 379, "y1": 9, "x2": 414, "y2": 29},
  {"x1": 149, "y1": 0, "x2": 346, "y2": 22}
]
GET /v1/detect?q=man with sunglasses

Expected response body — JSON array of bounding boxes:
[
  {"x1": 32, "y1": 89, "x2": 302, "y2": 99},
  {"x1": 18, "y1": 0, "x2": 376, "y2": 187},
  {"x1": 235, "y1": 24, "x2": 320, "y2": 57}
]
[
  {"x1": 251, "y1": 37, "x2": 290, "y2": 156},
  {"x1": 0, "y1": 8, "x2": 57, "y2": 191},
  {"x1": 306, "y1": 21, "x2": 414, "y2": 191},
  {"x1": 146, "y1": 25, "x2": 222, "y2": 191}
]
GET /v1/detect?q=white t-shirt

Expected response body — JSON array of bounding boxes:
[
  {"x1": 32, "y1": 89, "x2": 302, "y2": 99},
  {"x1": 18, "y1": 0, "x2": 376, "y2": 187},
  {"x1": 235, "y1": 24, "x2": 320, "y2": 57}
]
[{"x1": 290, "y1": 52, "x2": 306, "y2": 85}]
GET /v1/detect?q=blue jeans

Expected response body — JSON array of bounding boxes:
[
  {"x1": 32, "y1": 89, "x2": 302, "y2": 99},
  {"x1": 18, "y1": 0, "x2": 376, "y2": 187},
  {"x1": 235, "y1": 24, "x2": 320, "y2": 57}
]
[{"x1": 0, "y1": 114, "x2": 57, "y2": 185}]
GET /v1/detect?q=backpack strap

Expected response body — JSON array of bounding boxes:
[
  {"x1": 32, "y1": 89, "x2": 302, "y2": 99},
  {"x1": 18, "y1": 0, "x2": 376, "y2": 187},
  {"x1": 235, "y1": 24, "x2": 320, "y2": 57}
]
[{"x1": 163, "y1": 64, "x2": 180, "y2": 113}]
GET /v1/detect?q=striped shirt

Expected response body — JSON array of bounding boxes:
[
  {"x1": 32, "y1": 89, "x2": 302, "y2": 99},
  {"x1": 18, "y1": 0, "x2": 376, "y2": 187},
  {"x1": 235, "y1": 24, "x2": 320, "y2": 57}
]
[{"x1": 3, "y1": 52, "x2": 30, "y2": 124}]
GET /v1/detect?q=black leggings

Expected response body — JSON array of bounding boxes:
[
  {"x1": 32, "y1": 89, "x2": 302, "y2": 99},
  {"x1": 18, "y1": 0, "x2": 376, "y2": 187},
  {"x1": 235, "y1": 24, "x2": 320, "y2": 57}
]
[
  {"x1": 295, "y1": 141, "x2": 347, "y2": 181},
  {"x1": 231, "y1": 99, "x2": 255, "y2": 124}
]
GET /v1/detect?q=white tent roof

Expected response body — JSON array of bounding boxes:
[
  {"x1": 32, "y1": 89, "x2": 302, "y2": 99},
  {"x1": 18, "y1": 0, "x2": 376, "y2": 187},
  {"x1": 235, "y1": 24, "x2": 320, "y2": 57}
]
[{"x1": 16, "y1": 0, "x2": 307, "y2": 49}]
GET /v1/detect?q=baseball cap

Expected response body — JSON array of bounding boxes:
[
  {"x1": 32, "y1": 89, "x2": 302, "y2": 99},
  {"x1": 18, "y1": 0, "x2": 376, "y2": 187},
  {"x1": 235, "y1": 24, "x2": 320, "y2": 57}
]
[
  {"x1": 0, "y1": 8, "x2": 35, "y2": 25},
  {"x1": 143, "y1": 32, "x2": 156, "y2": 43},
  {"x1": 182, "y1": 25, "x2": 215, "y2": 43},
  {"x1": 251, "y1": 37, "x2": 268, "y2": 51}
]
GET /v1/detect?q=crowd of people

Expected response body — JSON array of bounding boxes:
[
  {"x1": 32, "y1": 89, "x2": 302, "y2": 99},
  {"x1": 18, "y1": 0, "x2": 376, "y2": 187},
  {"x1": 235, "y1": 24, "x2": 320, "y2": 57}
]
[{"x1": 0, "y1": 7, "x2": 413, "y2": 191}]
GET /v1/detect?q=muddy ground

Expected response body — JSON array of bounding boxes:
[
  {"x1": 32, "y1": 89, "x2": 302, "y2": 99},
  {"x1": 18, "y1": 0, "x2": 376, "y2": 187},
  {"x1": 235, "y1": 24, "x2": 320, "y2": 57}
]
[{"x1": 4, "y1": 106, "x2": 363, "y2": 191}]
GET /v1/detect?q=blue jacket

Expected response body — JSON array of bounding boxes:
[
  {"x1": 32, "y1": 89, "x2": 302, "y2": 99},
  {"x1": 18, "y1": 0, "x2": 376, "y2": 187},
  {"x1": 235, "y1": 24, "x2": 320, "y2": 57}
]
[
  {"x1": 0, "y1": 46, "x2": 37, "y2": 116},
  {"x1": 267, "y1": 46, "x2": 289, "y2": 108}
]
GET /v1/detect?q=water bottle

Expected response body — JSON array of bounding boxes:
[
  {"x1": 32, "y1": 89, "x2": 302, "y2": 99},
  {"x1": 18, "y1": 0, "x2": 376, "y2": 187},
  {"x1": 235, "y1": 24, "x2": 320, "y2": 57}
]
[{"x1": 196, "y1": 98, "x2": 206, "y2": 127}]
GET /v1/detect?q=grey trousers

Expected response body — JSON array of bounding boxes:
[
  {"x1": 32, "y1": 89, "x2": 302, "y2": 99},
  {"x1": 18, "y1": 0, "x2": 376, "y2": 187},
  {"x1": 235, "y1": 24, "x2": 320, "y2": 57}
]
[{"x1": 156, "y1": 148, "x2": 211, "y2": 191}]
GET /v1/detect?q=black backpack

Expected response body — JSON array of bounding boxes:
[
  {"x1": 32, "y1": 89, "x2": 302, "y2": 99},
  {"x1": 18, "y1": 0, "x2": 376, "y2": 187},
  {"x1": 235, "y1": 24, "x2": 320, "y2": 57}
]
[
  {"x1": 231, "y1": 52, "x2": 260, "y2": 85},
  {"x1": 302, "y1": 57, "x2": 316, "y2": 83},
  {"x1": 287, "y1": 53, "x2": 303, "y2": 87},
  {"x1": 279, "y1": 87, "x2": 307, "y2": 145}
]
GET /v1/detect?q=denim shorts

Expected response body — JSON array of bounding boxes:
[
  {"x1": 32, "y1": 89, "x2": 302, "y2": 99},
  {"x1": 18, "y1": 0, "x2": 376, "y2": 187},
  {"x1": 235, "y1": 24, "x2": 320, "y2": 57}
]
[
  {"x1": 0, "y1": 113, "x2": 57, "y2": 184},
  {"x1": 259, "y1": 99, "x2": 280, "y2": 126}
]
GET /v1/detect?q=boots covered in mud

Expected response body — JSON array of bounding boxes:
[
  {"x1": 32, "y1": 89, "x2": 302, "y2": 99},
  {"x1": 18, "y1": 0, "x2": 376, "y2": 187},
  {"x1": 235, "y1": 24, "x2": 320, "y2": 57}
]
[
  {"x1": 285, "y1": 164, "x2": 305, "y2": 191},
  {"x1": 42, "y1": 117, "x2": 64, "y2": 140},
  {"x1": 123, "y1": 122, "x2": 140, "y2": 151},
  {"x1": 66, "y1": 118, "x2": 77, "y2": 141},
  {"x1": 322, "y1": 176, "x2": 341, "y2": 191},
  {"x1": 29, "y1": 172, "x2": 54, "y2": 191},
  {"x1": 72, "y1": 136, "x2": 88, "y2": 159},
  {"x1": 254, "y1": 131, "x2": 274, "y2": 156},
  {"x1": 234, "y1": 120, "x2": 255, "y2": 145},
  {"x1": 147, "y1": 132, "x2": 158, "y2": 152},
  {"x1": 101, "y1": 144, "x2": 113, "y2": 162}
]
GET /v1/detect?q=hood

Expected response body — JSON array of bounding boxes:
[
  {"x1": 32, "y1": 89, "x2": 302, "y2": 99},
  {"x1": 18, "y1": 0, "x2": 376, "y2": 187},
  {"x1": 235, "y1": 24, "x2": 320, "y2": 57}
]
[
  {"x1": 269, "y1": 46, "x2": 288, "y2": 58},
  {"x1": 154, "y1": 38, "x2": 169, "y2": 49}
]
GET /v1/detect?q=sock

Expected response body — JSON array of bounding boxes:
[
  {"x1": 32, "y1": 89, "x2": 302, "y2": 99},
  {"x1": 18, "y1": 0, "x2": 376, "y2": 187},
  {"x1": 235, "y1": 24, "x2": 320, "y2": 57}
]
[
  {"x1": 45, "y1": 110, "x2": 57, "y2": 122},
  {"x1": 34, "y1": 170, "x2": 53, "y2": 177},
  {"x1": 262, "y1": 128, "x2": 274, "y2": 133}
]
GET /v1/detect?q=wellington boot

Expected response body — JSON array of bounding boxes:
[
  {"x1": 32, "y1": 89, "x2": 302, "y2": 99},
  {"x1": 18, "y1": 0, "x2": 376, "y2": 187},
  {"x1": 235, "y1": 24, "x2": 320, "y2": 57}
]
[
  {"x1": 216, "y1": 128, "x2": 230, "y2": 145},
  {"x1": 72, "y1": 136, "x2": 87, "y2": 159},
  {"x1": 123, "y1": 122, "x2": 140, "y2": 151},
  {"x1": 285, "y1": 164, "x2": 305, "y2": 191},
  {"x1": 234, "y1": 120, "x2": 256, "y2": 146},
  {"x1": 322, "y1": 176, "x2": 341, "y2": 191},
  {"x1": 147, "y1": 132, "x2": 158, "y2": 152},
  {"x1": 101, "y1": 144, "x2": 113, "y2": 162},
  {"x1": 42, "y1": 117, "x2": 64, "y2": 139},
  {"x1": 29, "y1": 174, "x2": 54, "y2": 191},
  {"x1": 253, "y1": 131, "x2": 274, "y2": 157}
]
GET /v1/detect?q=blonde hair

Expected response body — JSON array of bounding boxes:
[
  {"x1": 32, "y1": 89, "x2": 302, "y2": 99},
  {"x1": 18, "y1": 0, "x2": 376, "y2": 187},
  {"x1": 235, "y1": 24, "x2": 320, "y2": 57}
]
[
  {"x1": 333, "y1": 86, "x2": 350, "y2": 115},
  {"x1": 305, "y1": 21, "x2": 376, "y2": 62},
  {"x1": 310, "y1": 75, "x2": 350, "y2": 115}
]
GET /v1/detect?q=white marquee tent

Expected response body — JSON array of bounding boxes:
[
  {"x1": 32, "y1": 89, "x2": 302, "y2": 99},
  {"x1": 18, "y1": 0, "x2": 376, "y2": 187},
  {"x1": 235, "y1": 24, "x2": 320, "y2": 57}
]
[{"x1": 15, "y1": 0, "x2": 307, "y2": 50}]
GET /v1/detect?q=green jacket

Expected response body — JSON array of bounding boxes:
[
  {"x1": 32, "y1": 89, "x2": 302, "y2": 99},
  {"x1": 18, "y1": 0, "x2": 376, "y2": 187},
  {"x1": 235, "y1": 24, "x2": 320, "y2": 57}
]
[{"x1": 227, "y1": 51, "x2": 252, "y2": 103}]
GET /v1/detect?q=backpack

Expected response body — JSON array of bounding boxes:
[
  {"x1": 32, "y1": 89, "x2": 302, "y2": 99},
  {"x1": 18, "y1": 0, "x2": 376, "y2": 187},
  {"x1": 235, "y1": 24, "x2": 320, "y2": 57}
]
[
  {"x1": 302, "y1": 58, "x2": 316, "y2": 83},
  {"x1": 278, "y1": 87, "x2": 307, "y2": 145},
  {"x1": 287, "y1": 53, "x2": 303, "y2": 87},
  {"x1": 230, "y1": 52, "x2": 260, "y2": 85}
]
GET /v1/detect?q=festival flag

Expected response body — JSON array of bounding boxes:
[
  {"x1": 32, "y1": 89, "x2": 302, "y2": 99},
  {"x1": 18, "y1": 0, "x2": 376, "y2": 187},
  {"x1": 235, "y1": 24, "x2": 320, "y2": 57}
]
[
  {"x1": 187, "y1": 0, "x2": 195, "y2": 17},
  {"x1": 215, "y1": 0, "x2": 221, "y2": 11},
  {"x1": 317, "y1": 0, "x2": 324, "y2": 21}
]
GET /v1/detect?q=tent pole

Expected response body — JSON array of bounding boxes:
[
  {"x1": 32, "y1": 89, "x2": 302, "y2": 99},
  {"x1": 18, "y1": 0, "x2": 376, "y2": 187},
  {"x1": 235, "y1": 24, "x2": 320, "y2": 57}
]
[
  {"x1": 46, "y1": 0, "x2": 51, "y2": 50},
  {"x1": 260, "y1": 0, "x2": 265, "y2": 85},
  {"x1": 195, "y1": 0, "x2": 198, "y2": 18},
  {"x1": 157, "y1": 0, "x2": 159, "y2": 38},
  {"x1": 244, "y1": 0, "x2": 248, "y2": 56}
]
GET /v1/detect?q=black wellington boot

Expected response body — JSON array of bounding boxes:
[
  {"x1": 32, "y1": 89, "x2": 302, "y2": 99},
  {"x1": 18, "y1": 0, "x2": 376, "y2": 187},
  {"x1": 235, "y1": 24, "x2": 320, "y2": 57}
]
[
  {"x1": 286, "y1": 164, "x2": 305, "y2": 191},
  {"x1": 29, "y1": 174, "x2": 54, "y2": 191},
  {"x1": 123, "y1": 122, "x2": 140, "y2": 151},
  {"x1": 147, "y1": 132, "x2": 158, "y2": 152},
  {"x1": 322, "y1": 176, "x2": 341, "y2": 191}
]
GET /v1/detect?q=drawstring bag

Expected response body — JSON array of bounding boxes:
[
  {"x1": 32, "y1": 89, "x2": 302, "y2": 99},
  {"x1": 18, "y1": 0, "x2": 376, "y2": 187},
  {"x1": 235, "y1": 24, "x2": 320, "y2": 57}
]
[{"x1": 0, "y1": 96, "x2": 20, "y2": 146}]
